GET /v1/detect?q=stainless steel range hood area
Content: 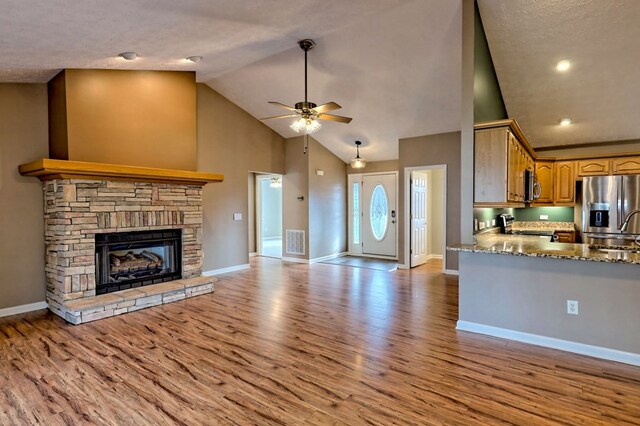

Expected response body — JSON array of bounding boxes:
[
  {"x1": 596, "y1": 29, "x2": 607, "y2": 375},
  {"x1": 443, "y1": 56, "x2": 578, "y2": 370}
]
[{"x1": 47, "y1": 69, "x2": 197, "y2": 171}]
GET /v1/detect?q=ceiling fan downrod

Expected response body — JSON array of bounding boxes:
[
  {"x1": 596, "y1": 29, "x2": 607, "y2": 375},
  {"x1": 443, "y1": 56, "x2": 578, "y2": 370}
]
[{"x1": 296, "y1": 39, "x2": 316, "y2": 111}]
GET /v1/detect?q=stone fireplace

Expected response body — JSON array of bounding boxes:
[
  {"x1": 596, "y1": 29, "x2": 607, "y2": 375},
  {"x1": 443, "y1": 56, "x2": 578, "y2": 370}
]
[{"x1": 20, "y1": 159, "x2": 223, "y2": 324}]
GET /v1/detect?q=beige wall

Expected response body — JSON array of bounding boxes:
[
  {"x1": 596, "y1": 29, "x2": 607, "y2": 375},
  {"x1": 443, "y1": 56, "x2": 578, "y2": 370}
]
[
  {"x1": 429, "y1": 169, "x2": 445, "y2": 257},
  {"x1": 460, "y1": 252, "x2": 640, "y2": 354},
  {"x1": 283, "y1": 137, "x2": 310, "y2": 260},
  {"x1": 197, "y1": 84, "x2": 286, "y2": 271},
  {"x1": 536, "y1": 140, "x2": 640, "y2": 158},
  {"x1": 347, "y1": 160, "x2": 399, "y2": 174},
  {"x1": 0, "y1": 84, "x2": 48, "y2": 309},
  {"x1": 50, "y1": 69, "x2": 197, "y2": 170},
  {"x1": 399, "y1": 132, "x2": 461, "y2": 270},
  {"x1": 309, "y1": 139, "x2": 347, "y2": 259}
]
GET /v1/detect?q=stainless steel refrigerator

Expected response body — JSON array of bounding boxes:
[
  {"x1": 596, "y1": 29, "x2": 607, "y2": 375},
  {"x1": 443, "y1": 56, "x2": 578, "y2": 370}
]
[{"x1": 582, "y1": 175, "x2": 640, "y2": 246}]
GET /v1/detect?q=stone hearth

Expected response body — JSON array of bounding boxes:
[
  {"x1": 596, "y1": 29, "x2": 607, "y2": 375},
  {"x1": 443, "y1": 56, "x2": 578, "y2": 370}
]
[{"x1": 43, "y1": 178, "x2": 212, "y2": 324}]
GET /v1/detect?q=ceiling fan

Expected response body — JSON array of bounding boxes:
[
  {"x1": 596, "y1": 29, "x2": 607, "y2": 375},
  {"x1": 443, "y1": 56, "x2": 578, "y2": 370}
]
[{"x1": 261, "y1": 39, "x2": 352, "y2": 134}]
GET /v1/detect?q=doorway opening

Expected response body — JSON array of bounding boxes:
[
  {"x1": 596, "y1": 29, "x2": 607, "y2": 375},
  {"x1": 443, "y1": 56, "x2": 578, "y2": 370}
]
[
  {"x1": 256, "y1": 174, "x2": 283, "y2": 259},
  {"x1": 404, "y1": 165, "x2": 447, "y2": 272},
  {"x1": 348, "y1": 172, "x2": 398, "y2": 259}
]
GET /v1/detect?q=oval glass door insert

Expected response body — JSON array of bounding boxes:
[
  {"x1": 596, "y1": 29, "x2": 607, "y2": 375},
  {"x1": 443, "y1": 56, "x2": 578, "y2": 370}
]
[{"x1": 370, "y1": 184, "x2": 388, "y2": 241}]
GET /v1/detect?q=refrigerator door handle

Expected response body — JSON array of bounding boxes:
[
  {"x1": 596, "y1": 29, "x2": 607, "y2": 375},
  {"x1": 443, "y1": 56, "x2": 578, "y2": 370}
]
[{"x1": 617, "y1": 177, "x2": 624, "y2": 230}]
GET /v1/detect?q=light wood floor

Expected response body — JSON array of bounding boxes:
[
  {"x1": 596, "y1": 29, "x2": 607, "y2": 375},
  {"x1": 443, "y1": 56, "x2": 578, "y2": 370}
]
[{"x1": 1, "y1": 258, "x2": 639, "y2": 425}]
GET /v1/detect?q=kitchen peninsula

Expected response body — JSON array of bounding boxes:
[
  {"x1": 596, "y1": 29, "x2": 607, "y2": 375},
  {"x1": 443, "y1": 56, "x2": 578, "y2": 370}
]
[{"x1": 449, "y1": 235, "x2": 640, "y2": 366}]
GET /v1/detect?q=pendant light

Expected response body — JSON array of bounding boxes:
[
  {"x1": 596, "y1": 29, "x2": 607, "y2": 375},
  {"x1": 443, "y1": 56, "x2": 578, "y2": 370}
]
[{"x1": 351, "y1": 141, "x2": 366, "y2": 169}]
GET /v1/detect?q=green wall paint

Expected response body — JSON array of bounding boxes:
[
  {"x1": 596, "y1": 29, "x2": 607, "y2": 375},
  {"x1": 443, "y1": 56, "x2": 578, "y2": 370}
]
[
  {"x1": 513, "y1": 207, "x2": 575, "y2": 222},
  {"x1": 473, "y1": 207, "x2": 512, "y2": 231},
  {"x1": 473, "y1": 2, "x2": 508, "y2": 123}
]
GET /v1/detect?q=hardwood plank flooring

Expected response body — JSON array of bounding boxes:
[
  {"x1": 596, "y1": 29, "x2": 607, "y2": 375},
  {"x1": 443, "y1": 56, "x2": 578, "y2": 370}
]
[{"x1": 1, "y1": 257, "x2": 639, "y2": 425}]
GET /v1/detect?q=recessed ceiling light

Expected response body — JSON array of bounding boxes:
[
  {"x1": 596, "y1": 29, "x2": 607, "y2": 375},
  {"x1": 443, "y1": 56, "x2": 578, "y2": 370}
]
[
  {"x1": 118, "y1": 52, "x2": 137, "y2": 61},
  {"x1": 556, "y1": 60, "x2": 571, "y2": 72},
  {"x1": 559, "y1": 118, "x2": 572, "y2": 126},
  {"x1": 186, "y1": 56, "x2": 202, "y2": 63}
]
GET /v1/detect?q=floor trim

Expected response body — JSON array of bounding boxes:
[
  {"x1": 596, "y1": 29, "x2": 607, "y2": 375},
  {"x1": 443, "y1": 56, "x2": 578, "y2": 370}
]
[
  {"x1": 249, "y1": 252, "x2": 258, "y2": 257},
  {"x1": 0, "y1": 301, "x2": 48, "y2": 319},
  {"x1": 444, "y1": 269, "x2": 459, "y2": 276},
  {"x1": 427, "y1": 254, "x2": 444, "y2": 260},
  {"x1": 456, "y1": 320, "x2": 640, "y2": 367},
  {"x1": 203, "y1": 264, "x2": 250, "y2": 276},
  {"x1": 310, "y1": 252, "x2": 348, "y2": 264},
  {"x1": 281, "y1": 256, "x2": 309, "y2": 264}
]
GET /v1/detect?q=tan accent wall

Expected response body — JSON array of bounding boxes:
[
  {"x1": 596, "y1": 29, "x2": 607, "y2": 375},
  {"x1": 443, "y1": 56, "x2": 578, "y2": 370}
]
[
  {"x1": 536, "y1": 140, "x2": 640, "y2": 158},
  {"x1": 196, "y1": 84, "x2": 285, "y2": 271},
  {"x1": 282, "y1": 137, "x2": 310, "y2": 260},
  {"x1": 460, "y1": 252, "x2": 640, "y2": 354},
  {"x1": 309, "y1": 139, "x2": 347, "y2": 260},
  {"x1": 347, "y1": 160, "x2": 399, "y2": 174},
  {"x1": 0, "y1": 84, "x2": 48, "y2": 309},
  {"x1": 49, "y1": 69, "x2": 197, "y2": 171},
  {"x1": 399, "y1": 132, "x2": 461, "y2": 270}
]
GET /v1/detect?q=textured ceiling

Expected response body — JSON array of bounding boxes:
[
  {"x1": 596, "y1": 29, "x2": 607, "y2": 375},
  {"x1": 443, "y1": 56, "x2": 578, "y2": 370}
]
[
  {"x1": 209, "y1": 0, "x2": 462, "y2": 161},
  {"x1": 0, "y1": 0, "x2": 462, "y2": 162},
  {"x1": 478, "y1": 0, "x2": 640, "y2": 148}
]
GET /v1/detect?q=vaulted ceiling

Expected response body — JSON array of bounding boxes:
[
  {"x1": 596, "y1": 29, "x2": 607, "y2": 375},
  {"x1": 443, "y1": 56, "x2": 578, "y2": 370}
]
[
  {"x1": 478, "y1": 0, "x2": 640, "y2": 149},
  {"x1": 0, "y1": 0, "x2": 462, "y2": 162}
]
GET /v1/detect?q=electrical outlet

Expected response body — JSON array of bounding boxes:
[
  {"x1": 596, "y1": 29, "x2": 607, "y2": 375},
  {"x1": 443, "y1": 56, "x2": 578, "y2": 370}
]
[
  {"x1": 567, "y1": 300, "x2": 579, "y2": 315},
  {"x1": 233, "y1": 213, "x2": 242, "y2": 221},
  {"x1": 540, "y1": 214, "x2": 549, "y2": 220}
]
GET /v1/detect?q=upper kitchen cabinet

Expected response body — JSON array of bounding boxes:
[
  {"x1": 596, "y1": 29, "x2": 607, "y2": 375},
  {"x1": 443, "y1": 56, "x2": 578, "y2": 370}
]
[
  {"x1": 554, "y1": 161, "x2": 576, "y2": 205},
  {"x1": 612, "y1": 156, "x2": 640, "y2": 175},
  {"x1": 576, "y1": 158, "x2": 611, "y2": 178},
  {"x1": 474, "y1": 119, "x2": 535, "y2": 207},
  {"x1": 533, "y1": 161, "x2": 554, "y2": 205}
]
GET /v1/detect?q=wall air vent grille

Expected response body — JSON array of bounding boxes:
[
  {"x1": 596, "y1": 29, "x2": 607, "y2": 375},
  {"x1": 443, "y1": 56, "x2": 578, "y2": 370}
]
[{"x1": 285, "y1": 230, "x2": 305, "y2": 255}]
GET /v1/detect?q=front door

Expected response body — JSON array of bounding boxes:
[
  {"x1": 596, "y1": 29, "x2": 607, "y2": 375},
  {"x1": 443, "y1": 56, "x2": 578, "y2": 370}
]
[
  {"x1": 362, "y1": 173, "x2": 397, "y2": 257},
  {"x1": 410, "y1": 171, "x2": 428, "y2": 267}
]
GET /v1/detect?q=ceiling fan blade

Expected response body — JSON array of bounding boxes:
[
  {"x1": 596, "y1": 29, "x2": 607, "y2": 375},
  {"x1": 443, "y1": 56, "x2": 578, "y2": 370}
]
[
  {"x1": 317, "y1": 113, "x2": 352, "y2": 124},
  {"x1": 311, "y1": 102, "x2": 341, "y2": 114},
  {"x1": 260, "y1": 114, "x2": 299, "y2": 120},
  {"x1": 268, "y1": 101, "x2": 297, "y2": 111}
]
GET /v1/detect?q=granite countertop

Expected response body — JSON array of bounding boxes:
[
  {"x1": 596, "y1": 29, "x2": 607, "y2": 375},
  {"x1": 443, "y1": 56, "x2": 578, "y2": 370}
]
[
  {"x1": 511, "y1": 221, "x2": 575, "y2": 232},
  {"x1": 448, "y1": 231, "x2": 640, "y2": 265}
]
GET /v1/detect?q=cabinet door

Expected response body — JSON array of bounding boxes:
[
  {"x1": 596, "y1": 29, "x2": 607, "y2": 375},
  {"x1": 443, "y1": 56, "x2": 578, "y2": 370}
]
[
  {"x1": 534, "y1": 161, "x2": 554, "y2": 204},
  {"x1": 612, "y1": 157, "x2": 640, "y2": 175},
  {"x1": 554, "y1": 231, "x2": 575, "y2": 243},
  {"x1": 577, "y1": 159, "x2": 610, "y2": 177},
  {"x1": 554, "y1": 161, "x2": 575, "y2": 205},
  {"x1": 474, "y1": 128, "x2": 509, "y2": 204},
  {"x1": 507, "y1": 135, "x2": 518, "y2": 202}
]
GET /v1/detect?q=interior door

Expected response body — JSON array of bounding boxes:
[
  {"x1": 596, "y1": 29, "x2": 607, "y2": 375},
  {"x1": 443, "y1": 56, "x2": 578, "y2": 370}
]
[
  {"x1": 362, "y1": 173, "x2": 396, "y2": 257},
  {"x1": 410, "y1": 171, "x2": 428, "y2": 267}
]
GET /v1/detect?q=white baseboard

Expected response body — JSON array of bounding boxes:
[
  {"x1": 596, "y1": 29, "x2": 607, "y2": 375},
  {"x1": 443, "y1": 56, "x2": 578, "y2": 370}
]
[
  {"x1": 282, "y1": 256, "x2": 309, "y2": 264},
  {"x1": 249, "y1": 252, "x2": 258, "y2": 257},
  {"x1": 444, "y1": 269, "x2": 459, "y2": 276},
  {"x1": 456, "y1": 321, "x2": 640, "y2": 367},
  {"x1": 396, "y1": 263, "x2": 408, "y2": 270},
  {"x1": 427, "y1": 254, "x2": 444, "y2": 260},
  {"x1": 203, "y1": 263, "x2": 250, "y2": 276},
  {"x1": 0, "y1": 301, "x2": 48, "y2": 319},
  {"x1": 309, "y1": 252, "x2": 347, "y2": 264}
]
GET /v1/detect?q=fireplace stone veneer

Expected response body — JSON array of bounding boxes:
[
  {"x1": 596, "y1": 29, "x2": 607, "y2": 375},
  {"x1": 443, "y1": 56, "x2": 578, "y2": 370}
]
[{"x1": 43, "y1": 178, "x2": 212, "y2": 324}]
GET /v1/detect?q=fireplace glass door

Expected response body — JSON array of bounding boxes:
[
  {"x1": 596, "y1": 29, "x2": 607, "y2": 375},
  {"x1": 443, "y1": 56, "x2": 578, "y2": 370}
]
[{"x1": 95, "y1": 230, "x2": 182, "y2": 295}]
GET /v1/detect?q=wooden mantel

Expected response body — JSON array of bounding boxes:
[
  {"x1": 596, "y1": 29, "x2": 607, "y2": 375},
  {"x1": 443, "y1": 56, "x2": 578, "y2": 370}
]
[{"x1": 19, "y1": 159, "x2": 224, "y2": 186}]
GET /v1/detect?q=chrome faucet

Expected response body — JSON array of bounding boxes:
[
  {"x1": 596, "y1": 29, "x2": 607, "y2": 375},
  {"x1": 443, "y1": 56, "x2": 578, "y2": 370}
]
[{"x1": 619, "y1": 209, "x2": 640, "y2": 232}]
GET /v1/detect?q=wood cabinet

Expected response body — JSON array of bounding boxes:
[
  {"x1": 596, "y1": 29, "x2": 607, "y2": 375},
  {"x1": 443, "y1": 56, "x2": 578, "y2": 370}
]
[
  {"x1": 475, "y1": 125, "x2": 533, "y2": 207},
  {"x1": 554, "y1": 161, "x2": 576, "y2": 205},
  {"x1": 533, "y1": 161, "x2": 554, "y2": 205},
  {"x1": 554, "y1": 230, "x2": 576, "y2": 243},
  {"x1": 577, "y1": 159, "x2": 611, "y2": 177},
  {"x1": 612, "y1": 156, "x2": 640, "y2": 175}
]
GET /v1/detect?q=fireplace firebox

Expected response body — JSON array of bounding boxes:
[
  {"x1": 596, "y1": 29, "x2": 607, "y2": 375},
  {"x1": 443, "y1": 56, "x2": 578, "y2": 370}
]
[{"x1": 95, "y1": 230, "x2": 182, "y2": 295}]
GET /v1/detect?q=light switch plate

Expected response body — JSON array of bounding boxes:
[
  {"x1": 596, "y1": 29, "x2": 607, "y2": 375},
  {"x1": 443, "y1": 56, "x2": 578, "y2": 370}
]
[
  {"x1": 233, "y1": 213, "x2": 242, "y2": 221},
  {"x1": 540, "y1": 214, "x2": 549, "y2": 220}
]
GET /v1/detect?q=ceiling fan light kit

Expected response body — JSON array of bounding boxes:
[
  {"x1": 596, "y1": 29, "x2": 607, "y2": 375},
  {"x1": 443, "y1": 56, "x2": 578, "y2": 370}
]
[
  {"x1": 351, "y1": 141, "x2": 366, "y2": 169},
  {"x1": 261, "y1": 38, "x2": 352, "y2": 137}
]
